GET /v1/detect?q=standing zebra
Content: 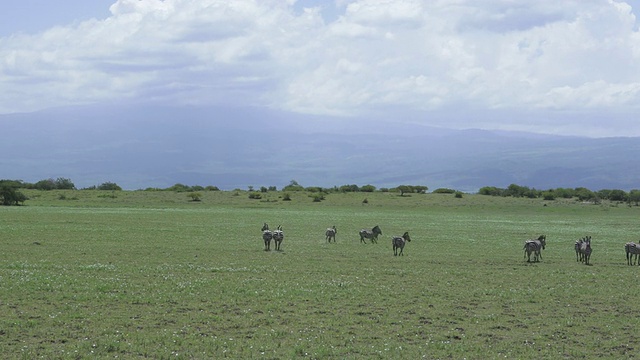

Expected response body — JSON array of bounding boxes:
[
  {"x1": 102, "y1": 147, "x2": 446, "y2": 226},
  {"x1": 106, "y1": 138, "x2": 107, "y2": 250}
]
[
  {"x1": 575, "y1": 238, "x2": 584, "y2": 262},
  {"x1": 325, "y1": 226, "x2": 337, "y2": 243},
  {"x1": 392, "y1": 231, "x2": 411, "y2": 256},
  {"x1": 576, "y1": 236, "x2": 592, "y2": 265},
  {"x1": 359, "y1": 225, "x2": 382, "y2": 244},
  {"x1": 625, "y1": 242, "x2": 640, "y2": 265},
  {"x1": 273, "y1": 225, "x2": 284, "y2": 251},
  {"x1": 523, "y1": 235, "x2": 546, "y2": 262},
  {"x1": 262, "y1": 223, "x2": 273, "y2": 251}
]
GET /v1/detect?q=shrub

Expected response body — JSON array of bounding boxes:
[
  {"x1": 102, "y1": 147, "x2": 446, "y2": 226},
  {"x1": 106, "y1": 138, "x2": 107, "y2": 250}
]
[
  {"x1": 97, "y1": 182, "x2": 122, "y2": 191},
  {"x1": 433, "y1": 188, "x2": 456, "y2": 194},
  {"x1": 248, "y1": 192, "x2": 262, "y2": 200}
]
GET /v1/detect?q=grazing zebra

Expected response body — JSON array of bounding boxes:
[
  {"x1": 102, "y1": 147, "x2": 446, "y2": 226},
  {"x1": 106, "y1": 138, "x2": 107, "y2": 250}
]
[
  {"x1": 576, "y1": 236, "x2": 592, "y2": 265},
  {"x1": 273, "y1": 225, "x2": 284, "y2": 251},
  {"x1": 359, "y1": 225, "x2": 382, "y2": 244},
  {"x1": 625, "y1": 242, "x2": 640, "y2": 265},
  {"x1": 262, "y1": 223, "x2": 273, "y2": 251},
  {"x1": 392, "y1": 231, "x2": 411, "y2": 256},
  {"x1": 523, "y1": 235, "x2": 546, "y2": 262},
  {"x1": 325, "y1": 226, "x2": 337, "y2": 243}
]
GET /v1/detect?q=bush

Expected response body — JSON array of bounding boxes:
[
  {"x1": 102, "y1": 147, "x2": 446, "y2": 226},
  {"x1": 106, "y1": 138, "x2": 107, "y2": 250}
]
[
  {"x1": 97, "y1": 182, "x2": 122, "y2": 191},
  {"x1": 248, "y1": 192, "x2": 262, "y2": 200},
  {"x1": 455, "y1": 191, "x2": 463, "y2": 198},
  {"x1": 188, "y1": 192, "x2": 202, "y2": 201},
  {"x1": 433, "y1": 188, "x2": 456, "y2": 194},
  {"x1": 282, "y1": 193, "x2": 292, "y2": 201}
]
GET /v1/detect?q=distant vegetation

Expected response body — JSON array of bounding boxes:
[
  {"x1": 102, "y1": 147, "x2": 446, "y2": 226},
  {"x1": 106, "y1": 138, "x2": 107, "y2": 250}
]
[{"x1": 2, "y1": 178, "x2": 640, "y2": 206}]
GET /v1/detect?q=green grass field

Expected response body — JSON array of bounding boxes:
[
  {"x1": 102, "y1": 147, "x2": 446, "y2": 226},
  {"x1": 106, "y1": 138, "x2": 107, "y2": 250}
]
[{"x1": 1, "y1": 190, "x2": 640, "y2": 359}]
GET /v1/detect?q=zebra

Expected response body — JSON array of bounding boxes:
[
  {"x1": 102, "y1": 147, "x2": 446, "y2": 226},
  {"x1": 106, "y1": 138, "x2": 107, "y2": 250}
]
[
  {"x1": 576, "y1": 236, "x2": 592, "y2": 265},
  {"x1": 523, "y1": 235, "x2": 546, "y2": 262},
  {"x1": 392, "y1": 231, "x2": 411, "y2": 256},
  {"x1": 575, "y1": 237, "x2": 584, "y2": 262},
  {"x1": 359, "y1": 225, "x2": 382, "y2": 244},
  {"x1": 262, "y1": 223, "x2": 273, "y2": 251},
  {"x1": 273, "y1": 225, "x2": 284, "y2": 251},
  {"x1": 625, "y1": 242, "x2": 640, "y2": 265},
  {"x1": 325, "y1": 226, "x2": 337, "y2": 243}
]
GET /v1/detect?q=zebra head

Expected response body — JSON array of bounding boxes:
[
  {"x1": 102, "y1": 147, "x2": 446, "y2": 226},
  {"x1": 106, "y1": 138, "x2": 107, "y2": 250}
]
[
  {"x1": 372, "y1": 225, "x2": 382, "y2": 236},
  {"x1": 538, "y1": 235, "x2": 546, "y2": 249},
  {"x1": 262, "y1": 223, "x2": 269, "y2": 232},
  {"x1": 402, "y1": 231, "x2": 411, "y2": 242}
]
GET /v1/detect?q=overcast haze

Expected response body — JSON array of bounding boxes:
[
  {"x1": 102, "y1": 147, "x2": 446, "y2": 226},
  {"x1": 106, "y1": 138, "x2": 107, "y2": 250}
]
[{"x1": 1, "y1": 0, "x2": 640, "y2": 137}]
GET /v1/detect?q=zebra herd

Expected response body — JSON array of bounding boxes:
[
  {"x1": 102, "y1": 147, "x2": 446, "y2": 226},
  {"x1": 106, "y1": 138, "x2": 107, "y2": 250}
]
[
  {"x1": 575, "y1": 236, "x2": 592, "y2": 265},
  {"x1": 260, "y1": 225, "x2": 640, "y2": 264},
  {"x1": 261, "y1": 224, "x2": 412, "y2": 256},
  {"x1": 524, "y1": 235, "x2": 640, "y2": 266}
]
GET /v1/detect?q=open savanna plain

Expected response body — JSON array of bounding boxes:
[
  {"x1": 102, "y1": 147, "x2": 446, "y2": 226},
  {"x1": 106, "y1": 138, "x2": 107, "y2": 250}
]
[{"x1": 2, "y1": 190, "x2": 640, "y2": 359}]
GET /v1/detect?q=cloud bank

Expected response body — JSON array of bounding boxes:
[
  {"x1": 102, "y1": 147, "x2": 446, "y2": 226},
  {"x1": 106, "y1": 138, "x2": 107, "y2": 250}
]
[{"x1": 1, "y1": 0, "x2": 639, "y2": 136}]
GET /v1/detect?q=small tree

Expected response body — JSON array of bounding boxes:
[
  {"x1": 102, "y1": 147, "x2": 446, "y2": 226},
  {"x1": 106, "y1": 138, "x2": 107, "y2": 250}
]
[
  {"x1": 55, "y1": 177, "x2": 76, "y2": 190},
  {"x1": 188, "y1": 192, "x2": 202, "y2": 202},
  {"x1": 396, "y1": 185, "x2": 412, "y2": 196},
  {"x1": 34, "y1": 178, "x2": 56, "y2": 190},
  {"x1": 283, "y1": 180, "x2": 304, "y2": 192},
  {"x1": 360, "y1": 184, "x2": 376, "y2": 192},
  {"x1": 628, "y1": 189, "x2": 640, "y2": 206},
  {"x1": 0, "y1": 186, "x2": 27, "y2": 206}
]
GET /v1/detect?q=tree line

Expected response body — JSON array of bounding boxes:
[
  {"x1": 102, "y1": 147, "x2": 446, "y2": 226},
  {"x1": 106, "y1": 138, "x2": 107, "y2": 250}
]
[
  {"x1": 2, "y1": 177, "x2": 639, "y2": 206},
  {"x1": 479, "y1": 184, "x2": 640, "y2": 204}
]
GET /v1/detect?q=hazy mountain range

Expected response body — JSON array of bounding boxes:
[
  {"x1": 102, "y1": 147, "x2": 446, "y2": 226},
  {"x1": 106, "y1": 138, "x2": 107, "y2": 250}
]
[{"x1": 1, "y1": 104, "x2": 639, "y2": 192}]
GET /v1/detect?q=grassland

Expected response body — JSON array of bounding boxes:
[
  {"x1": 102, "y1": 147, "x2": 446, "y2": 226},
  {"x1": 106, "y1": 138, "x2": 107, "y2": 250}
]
[{"x1": 1, "y1": 189, "x2": 640, "y2": 359}]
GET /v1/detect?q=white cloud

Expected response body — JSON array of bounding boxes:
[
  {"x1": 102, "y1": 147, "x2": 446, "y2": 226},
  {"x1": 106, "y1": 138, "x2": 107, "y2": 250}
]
[{"x1": 1, "y1": 0, "x2": 640, "y2": 135}]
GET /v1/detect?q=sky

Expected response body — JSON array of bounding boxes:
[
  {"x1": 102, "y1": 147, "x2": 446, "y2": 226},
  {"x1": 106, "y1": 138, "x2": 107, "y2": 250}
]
[{"x1": 1, "y1": 0, "x2": 640, "y2": 137}]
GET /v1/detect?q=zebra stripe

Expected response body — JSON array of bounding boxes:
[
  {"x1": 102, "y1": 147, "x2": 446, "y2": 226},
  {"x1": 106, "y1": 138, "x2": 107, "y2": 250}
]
[
  {"x1": 625, "y1": 242, "x2": 640, "y2": 265},
  {"x1": 523, "y1": 235, "x2": 546, "y2": 262},
  {"x1": 392, "y1": 231, "x2": 411, "y2": 256},
  {"x1": 273, "y1": 225, "x2": 284, "y2": 251},
  {"x1": 359, "y1": 225, "x2": 382, "y2": 244},
  {"x1": 576, "y1": 236, "x2": 592, "y2": 265},
  {"x1": 325, "y1": 226, "x2": 337, "y2": 243},
  {"x1": 575, "y1": 238, "x2": 584, "y2": 262},
  {"x1": 262, "y1": 223, "x2": 273, "y2": 251}
]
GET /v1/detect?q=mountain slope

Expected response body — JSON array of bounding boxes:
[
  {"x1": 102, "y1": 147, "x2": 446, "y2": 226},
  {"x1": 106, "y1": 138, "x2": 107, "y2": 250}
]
[{"x1": 1, "y1": 104, "x2": 639, "y2": 191}]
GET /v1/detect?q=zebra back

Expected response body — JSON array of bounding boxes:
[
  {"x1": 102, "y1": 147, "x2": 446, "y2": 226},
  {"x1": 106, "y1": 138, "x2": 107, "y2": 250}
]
[
  {"x1": 626, "y1": 242, "x2": 640, "y2": 254},
  {"x1": 273, "y1": 225, "x2": 284, "y2": 241}
]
